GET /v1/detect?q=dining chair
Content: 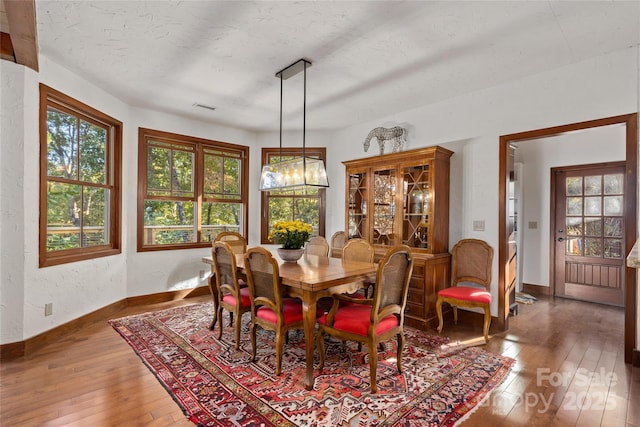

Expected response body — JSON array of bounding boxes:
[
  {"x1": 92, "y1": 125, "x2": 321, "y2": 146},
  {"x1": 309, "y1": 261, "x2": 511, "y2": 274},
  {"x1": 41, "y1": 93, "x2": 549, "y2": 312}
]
[
  {"x1": 304, "y1": 235, "x2": 330, "y2": 257},
  {"x1": 316, "y1": 245, "x2": 414, "y2": 393},
  {"x1": 330, "y1": 231, "x2": 347, "y2": 258},
  {"x1": 436, "y1": 238, "x2": 494, "y2": 343},
  {"x1": 214, "y1": 231, "x2": 247, "y2": 255},
  {"x1": 211, "y1": 241, "x2": 252, "y2": 349},
  {"x1": 244, "y1": 246, "x2": 305, "y2": 375},
  {"x1": 343, "y1": 238, "x2": 375, "y2": 297}
]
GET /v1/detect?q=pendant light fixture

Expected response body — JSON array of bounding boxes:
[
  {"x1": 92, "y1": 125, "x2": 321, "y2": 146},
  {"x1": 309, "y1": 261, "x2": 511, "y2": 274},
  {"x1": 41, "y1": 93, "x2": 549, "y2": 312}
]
[{"x1": 259, "y1": 59, "x2": 329, "y2": 191}]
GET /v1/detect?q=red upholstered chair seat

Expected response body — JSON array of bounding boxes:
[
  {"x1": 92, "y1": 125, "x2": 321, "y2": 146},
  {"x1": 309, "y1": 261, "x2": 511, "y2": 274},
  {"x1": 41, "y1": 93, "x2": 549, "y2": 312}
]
[
  {"x1": 222, "y1": 286, "x2": 251, "y2": 308},
  {"x1": 438, "y1": 286, "x2": 491, "y2": 304},
  {"x1": 317, "y1": 305, "x2": 398, "y2": 337},
  {"x1": 257, "y1": 298, "x2": 304, "y2": 324}
]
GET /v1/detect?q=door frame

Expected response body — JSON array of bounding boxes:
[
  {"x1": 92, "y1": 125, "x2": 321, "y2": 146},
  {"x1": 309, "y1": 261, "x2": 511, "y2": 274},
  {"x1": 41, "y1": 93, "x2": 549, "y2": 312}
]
[{"x1": 498, "y1": 113, "x2": 637, "y2": 364}]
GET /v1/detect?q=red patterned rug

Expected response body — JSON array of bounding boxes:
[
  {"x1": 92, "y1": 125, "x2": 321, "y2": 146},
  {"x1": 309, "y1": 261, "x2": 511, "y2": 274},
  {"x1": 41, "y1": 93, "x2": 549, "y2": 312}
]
[{"x1": 109, "y1": 302, "x2": 513, "y2": 426}]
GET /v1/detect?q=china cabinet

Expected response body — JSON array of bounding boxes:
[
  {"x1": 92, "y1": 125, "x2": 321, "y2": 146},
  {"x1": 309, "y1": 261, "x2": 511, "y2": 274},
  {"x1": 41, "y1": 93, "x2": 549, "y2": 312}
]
[{"x1": 343, "y1": 146, "x2": 453, "y2": 330}]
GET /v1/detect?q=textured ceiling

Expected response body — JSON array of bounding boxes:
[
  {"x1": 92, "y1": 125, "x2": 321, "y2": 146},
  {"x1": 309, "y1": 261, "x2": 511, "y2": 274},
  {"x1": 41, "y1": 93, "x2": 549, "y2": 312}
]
[{"x1": 35, "y1": 1, "x2": 640, "y2": 132}]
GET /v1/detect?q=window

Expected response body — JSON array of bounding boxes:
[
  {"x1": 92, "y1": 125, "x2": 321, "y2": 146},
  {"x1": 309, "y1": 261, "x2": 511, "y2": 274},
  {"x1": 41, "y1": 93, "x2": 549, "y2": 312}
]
[
  {"x1": 39, "y1": 84, "x2": 122, "y2": 267},
  {"x1": 138, "y1": 128, "x2": 248, "y2": 251},
  {"x1": 261, "y1": 147, "x2": 326, "y2": 243}
]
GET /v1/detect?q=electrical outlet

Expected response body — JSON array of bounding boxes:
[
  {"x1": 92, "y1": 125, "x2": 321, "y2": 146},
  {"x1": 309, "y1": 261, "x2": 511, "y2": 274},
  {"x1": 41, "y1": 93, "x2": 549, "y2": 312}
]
[
  {"x1": 199, "y1": 270, "x2": 207, "y2": 279},
  {"x1": 528, "y1": 221, "x2": 538, "y2": 229},
  {"x1": 44, "y1": 303, "x2": 53, "y2": 316}
]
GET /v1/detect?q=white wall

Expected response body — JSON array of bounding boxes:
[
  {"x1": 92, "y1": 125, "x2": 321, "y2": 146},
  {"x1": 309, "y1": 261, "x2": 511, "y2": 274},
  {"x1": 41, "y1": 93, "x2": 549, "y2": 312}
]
[
  {"x1": 514, "y1": 125, "x2": 626, "y2": 288},
  {"x1": 329, "y1": 46, "x2": 638, "y2": 316}
]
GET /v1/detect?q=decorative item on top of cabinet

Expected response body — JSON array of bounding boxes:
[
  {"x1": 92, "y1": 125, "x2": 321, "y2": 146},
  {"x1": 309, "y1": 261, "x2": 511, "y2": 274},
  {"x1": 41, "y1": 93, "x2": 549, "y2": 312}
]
[{"x1": 343, "y1": 145, "x2": 453, "y2": 330}]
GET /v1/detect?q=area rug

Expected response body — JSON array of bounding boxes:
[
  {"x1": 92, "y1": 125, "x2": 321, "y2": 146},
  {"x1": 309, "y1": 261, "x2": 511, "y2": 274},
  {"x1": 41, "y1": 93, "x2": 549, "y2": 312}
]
[{"x1": 109, "y1": 302, "x2": 514, "y2": 426}]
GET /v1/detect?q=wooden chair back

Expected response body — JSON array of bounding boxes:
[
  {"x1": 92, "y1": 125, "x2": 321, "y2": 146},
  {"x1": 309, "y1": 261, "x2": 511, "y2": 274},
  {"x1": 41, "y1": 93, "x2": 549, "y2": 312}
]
[
  {"x1": 244, "y1": 247, "x2": 282, "y2": 310},
  {"x1": 330, "y1": 231, "x2": 347, "y2": 258},
  {"x1": 451, "y1": 238, "x2": 493, "y2": 289},
  {"x1": 214, "y1": 231, "x2": 247, "y2": 255},
  {"x1": 304, "y1": 236, "x2": 329, "y2": 257},
  {"x1": 342, "y1": 238, "x2": 375, "y2": 264},
  {"x1": 371, "y1": 245, "x2": 414, "y2": 319}
]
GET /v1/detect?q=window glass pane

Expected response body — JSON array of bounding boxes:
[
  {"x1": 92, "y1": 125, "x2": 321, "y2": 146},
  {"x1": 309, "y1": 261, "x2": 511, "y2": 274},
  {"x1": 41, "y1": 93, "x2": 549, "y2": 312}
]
[
  {"x1": 79, "y1": 120, "x2": 106, "y2": 183},
  {"x1": 604, "y1": 174, "x2": 623, "y2": 194},
  {"x1": 46, "y1": 182, "x2": 81, "y2": 251},
  {"x1": 224, "y1": 157, "x2": 240, "y2": 195},
  {"x1": 173, "y1": 150, "x2": 194, "y2": 196},
  {"x1": 47, "y1": 108, "x2": 78, "y2": 179},
  {"x1": 584, "y1": 176, "x2": 601, "y2": 195},
  {"x1": 604, "y1": 217, "x2": 623, "y2": 237},
  {"x1": 604, "y1": 196, "x2": 623, "y2": 216},
  {"x1": 566, "y1": 177, "x2": 582, "y2": 196},
  {"x1": 200, "y1": 202, "x2": 243, "y2": 242},
  {"x1": 83, "y1": 187, "x2": 108, "y2": 246},
  {"x1": 147, "y1": 146, "x2": 171, "y2": 196},
  {"x1": 294, "y1": 198, "x2": 320, "y2": 234},
  {"x1": 143, "y1": 200, "x2": 195, "y2": 245},
  {"x1": 604, "y1": 239, "x2": 623, "y2": 259},
  {"x1": 566, "y1": 237, "x2": 583, "y2": 255},
  {"x1": 566, "y1": 197, "x2": 582, "y2": 216},
  {"x1": 203, "y1": 154, "x2": 223, "y2": 195},
  {"x1": 584, "y1": 197, "x2": 601, "y2": 216},
  {"x1": 584, "y1": 238, "x2": 602, "y2": 257},
  {"x1": 268, "y1": 197, "x2": 293, "y2": 232},
  {"x1": 566, "y1": 217, "x2": 583, "y2": 236},
  {"x1": 584, "y1": 218, "x2": 602, "y2": 237}
]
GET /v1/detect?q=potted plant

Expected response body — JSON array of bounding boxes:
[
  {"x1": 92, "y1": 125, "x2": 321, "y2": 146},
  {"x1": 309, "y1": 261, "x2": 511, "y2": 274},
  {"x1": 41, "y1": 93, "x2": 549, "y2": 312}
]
[{"x1": 268, "y1": 220, "x2": 312, "y2": 262}]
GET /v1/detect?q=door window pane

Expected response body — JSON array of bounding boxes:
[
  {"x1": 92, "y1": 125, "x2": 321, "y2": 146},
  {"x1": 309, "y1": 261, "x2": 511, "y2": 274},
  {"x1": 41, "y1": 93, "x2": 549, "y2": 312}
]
[
  {"x1": 566, "y1": 197, "x2": 582, "y2": 215},
  {"x1": 604, "y1": 196, "x2": 623, "y2": 216},
  {"x1": 566, "y1": 217, "x2": 582, "y2": 235},
  {"x1": 584, "y1": 238, "x2": 602, "y2": 257},
  {"x1": 604, "y1": 239, "x2": 623, "y2": 259},
  {"x1": 604, "y1": 174, "x2": 623, "y2": 194},
  {"x1": 566, "y1": 177, "x2": 582, "y2": 195},
  {"x1": 604, "y1": 217, "x2": 623, "y2": 237},
  {"x1": 584, "y1": 218, "x2": 602, "y2": 237},
  {"x1": 584, "y1": 176, "x2": 601, "y2": 195},
  {"x1": 566, "y1": 237, "x2": 583, "y2": 255},
  {"x1": 584, "y1": 197, "x2": 601, "y2": 216}
]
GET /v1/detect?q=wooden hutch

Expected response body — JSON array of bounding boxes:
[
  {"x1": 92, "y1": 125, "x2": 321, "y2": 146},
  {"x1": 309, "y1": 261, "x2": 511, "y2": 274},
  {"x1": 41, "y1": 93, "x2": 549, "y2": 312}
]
[{"x1": 343, "y1": 145, "x2": 453, "y2": 330}]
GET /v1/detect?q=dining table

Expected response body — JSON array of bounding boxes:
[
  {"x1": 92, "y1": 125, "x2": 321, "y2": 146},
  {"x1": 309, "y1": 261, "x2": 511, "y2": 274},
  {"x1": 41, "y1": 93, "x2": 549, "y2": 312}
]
[{"x1": 203, "y1": 251, "x2": 378, "y2": 390}]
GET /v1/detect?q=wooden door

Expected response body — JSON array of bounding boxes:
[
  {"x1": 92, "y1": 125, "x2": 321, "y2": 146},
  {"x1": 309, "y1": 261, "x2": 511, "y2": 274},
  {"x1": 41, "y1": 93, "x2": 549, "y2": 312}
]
[{"x1": 552, "y1": 162, "x2": 625, "y2": 306}]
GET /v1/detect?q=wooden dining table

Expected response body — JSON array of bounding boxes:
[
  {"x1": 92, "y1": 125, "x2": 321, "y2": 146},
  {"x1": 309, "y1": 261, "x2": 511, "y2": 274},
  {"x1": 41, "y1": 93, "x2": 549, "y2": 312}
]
[{"x1": 203, "y1": 251, "x2": 377, "y2": 390}]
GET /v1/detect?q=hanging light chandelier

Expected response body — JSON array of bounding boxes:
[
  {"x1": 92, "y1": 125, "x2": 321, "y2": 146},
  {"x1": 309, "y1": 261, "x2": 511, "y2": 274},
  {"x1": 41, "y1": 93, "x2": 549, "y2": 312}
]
[{"x1": 259, "y1": 59, "x2": 329, "y2": 191}]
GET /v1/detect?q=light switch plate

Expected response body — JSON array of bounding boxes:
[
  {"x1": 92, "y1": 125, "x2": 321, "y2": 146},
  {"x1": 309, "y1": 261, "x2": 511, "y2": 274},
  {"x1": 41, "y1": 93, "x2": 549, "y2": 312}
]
[
  {"x1": 473, "y1": 220, "x2": 485, "y2": 231},
  {"x1": 528, "y1": 221, "x2": 538, "y2": 229}
]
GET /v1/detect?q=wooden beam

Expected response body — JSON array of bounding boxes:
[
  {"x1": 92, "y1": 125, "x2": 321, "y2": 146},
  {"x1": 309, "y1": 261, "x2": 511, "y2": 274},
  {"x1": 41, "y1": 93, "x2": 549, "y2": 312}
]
[{"x1": 4, "y1": 0, "x2": 38, "y2": 71}]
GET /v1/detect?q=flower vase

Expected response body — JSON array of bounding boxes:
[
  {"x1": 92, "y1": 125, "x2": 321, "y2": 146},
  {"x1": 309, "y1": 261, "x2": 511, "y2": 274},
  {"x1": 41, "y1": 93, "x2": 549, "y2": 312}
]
[{"x1": 277, "y1": 248, "x2": 304, "y2": 262}]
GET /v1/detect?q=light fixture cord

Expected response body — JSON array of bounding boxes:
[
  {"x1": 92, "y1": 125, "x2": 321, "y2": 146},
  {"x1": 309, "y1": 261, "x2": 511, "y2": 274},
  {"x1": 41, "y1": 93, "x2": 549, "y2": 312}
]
[
  {"x1": 279, "y1": 72, "x2": 283, "y2": 163},
  {"x1": 303, "y1": 60, "x2": 307, "y2": 183}
]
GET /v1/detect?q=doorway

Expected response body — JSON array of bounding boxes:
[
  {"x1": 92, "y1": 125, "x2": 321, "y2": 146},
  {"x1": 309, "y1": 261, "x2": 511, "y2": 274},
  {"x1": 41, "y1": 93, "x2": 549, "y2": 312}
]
[{"x1": 498, "y1": 113, "x2": 637, "y2": 364}]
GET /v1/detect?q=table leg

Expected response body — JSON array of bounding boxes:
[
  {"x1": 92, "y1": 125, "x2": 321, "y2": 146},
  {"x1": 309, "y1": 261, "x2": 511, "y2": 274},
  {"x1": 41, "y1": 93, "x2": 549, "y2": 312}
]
[{"x1": 300, "y1": 290, "x2": 317, "y2": 390}]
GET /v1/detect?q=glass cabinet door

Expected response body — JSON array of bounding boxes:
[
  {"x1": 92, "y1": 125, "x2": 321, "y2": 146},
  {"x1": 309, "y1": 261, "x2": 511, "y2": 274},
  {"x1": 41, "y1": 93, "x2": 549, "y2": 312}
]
[
  {"x1": 403, "y1": 164, "x2": 431, "y2": 249},
  {"x1": 372, "y1": 168, "x2": 397, "y2": 246},
  {"x1": 347, "y1": 171, "x2": 367, "y2": 239}
]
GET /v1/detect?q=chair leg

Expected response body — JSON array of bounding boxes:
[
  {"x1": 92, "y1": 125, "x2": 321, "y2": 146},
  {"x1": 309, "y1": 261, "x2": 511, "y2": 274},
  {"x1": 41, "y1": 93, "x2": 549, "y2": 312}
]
[
  {"x1": 436, "y1": 297, "x2": 444, "y2": 334},
  {"x1": 453, "y1": 306, "x2": 458, "y2": 325},
  {"x1": 250, "y1": 320, "x2": 257, "y2": 362},
  {"x1": 234, "y1": 311, "x2": 241, "y2": 350},
  {"x1": 396, "y1": 333, "x2": 405, "y2": 374},
  {"x1": 217, "y1": 307, "x2": 224, "y2": 340},
  {"x1": 369, "y1": 340, "x2": 378, "y2": 394},
  {"x1": 275, "y1": 329, "x2": 285, "y2": 376},
  {"x1": 482, "y1": 305, "x2": 491, "y2": 343},
  {"x1": 229, "y1": 312, "x2": 234, "y2": 327},
  {"x1": 316, "y1": 329, "x2": 326, "y2": 372}
]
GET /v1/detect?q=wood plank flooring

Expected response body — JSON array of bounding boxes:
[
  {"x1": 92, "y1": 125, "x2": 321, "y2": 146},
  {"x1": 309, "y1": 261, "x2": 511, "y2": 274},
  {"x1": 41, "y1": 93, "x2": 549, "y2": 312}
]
[{"x1": 1, "y1": 294, "x2": 638, "y2": 426}]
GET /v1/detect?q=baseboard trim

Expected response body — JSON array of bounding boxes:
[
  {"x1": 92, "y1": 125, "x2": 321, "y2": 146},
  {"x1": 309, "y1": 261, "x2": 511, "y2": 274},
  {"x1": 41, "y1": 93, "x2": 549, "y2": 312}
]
[
  {"x1": 0, "y1": 286, "x2": 211, "y2": 361},
  {"x1": 522, "y1": 283, "x2": 551, "y2": 296}
]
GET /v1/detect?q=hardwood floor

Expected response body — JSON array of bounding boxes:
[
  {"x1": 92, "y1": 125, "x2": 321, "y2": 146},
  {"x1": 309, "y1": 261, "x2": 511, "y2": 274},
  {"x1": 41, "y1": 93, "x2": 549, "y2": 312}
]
[{"x1": 1, "y1": 294, "x2": 638, "y2": 426}]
